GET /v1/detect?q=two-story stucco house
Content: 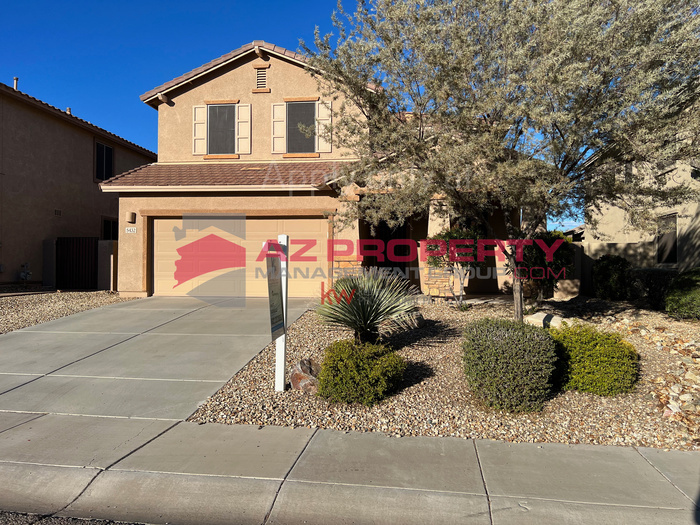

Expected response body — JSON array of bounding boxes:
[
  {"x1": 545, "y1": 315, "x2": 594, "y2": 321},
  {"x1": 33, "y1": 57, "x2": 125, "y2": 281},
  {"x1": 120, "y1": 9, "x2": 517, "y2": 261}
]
[
  {"x1": 103, "y1": 41, "x2": 510, "y2": 299},
  {"x1": 0, "y1": 81, "x2": 156, "y2": 287}
]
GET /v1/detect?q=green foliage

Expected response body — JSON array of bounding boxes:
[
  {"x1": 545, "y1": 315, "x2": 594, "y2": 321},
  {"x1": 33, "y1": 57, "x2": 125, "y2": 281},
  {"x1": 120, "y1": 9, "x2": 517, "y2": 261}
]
[
  {"x1": 628, "y1": 268, "x2": 678, "y2": 310},
  {"x1": 317, "y1": 339, "x2": 406, "y2": 406},
  {"x1": 425, "y1": 225, "x2": 484, "y2": 270},
  {"x1": 592, "y1": 254, "x2": 631, "y2": 301},
  {"x1": 316, "y1": 268, "x2": 419, "y2": 343},
  {"x1": 510, "y1": 230, "x2": 575, "y2": 300},
  {"x1": 550, "y1": 325, "x2": 639, "y2": 396},
  {"x1": 665, "y1": 268, "x2": 700, "y2": 320},
  {"x1": 462, "y1": 318, "x2": 557, "y2": 412},
  {"x1": 425, "y1": 225, "x2": 484, "y2": 305}
]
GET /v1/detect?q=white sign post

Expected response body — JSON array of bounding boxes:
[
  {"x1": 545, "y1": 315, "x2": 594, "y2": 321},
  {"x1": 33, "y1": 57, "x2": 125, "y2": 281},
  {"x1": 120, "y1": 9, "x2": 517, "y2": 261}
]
[{"x1": 265, "y1": 235, "x2": 289, "y2": 392}]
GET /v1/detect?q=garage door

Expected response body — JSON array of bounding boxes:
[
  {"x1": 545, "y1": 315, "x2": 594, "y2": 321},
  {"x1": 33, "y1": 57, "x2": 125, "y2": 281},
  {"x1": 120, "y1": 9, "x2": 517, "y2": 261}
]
[{"x1": 153, "y1": 217, "x2": 329, "y2": 298}]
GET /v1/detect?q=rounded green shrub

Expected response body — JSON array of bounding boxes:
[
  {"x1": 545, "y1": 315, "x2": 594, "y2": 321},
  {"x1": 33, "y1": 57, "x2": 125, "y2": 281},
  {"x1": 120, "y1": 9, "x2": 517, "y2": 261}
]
[
  {"x1": 317, "y1": 339, "x2": 406, "y2": 406},
  {"x1": 592, "y1": 254, "x2": 631, "y2": 301},
  {"x1": 462, "y1": 319, "x2": 557, "y2": 412},
  {"x1": 550, "y1": 325, "x2": 639, "y2": 396},
  {"x1": 665, "y1": 268, "x2": 700, "y2": 320}
]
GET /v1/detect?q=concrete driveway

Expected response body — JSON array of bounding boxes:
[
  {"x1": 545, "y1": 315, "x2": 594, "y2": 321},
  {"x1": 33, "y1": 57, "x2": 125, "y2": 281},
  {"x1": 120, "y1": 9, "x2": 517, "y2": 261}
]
[{"x1": 0, "y1": 297, "x2": 311, "y2": 419}]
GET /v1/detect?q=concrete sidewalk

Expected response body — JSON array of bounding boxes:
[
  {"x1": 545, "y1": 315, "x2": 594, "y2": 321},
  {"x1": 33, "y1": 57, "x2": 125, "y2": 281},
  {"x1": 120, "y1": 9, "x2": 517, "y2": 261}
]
[
  {"x1": 0, "y1": 418, "x2": 698, "y2": 524},
  {"x1": 0, "y1": 297, "x2": 698, "y2": 524}
]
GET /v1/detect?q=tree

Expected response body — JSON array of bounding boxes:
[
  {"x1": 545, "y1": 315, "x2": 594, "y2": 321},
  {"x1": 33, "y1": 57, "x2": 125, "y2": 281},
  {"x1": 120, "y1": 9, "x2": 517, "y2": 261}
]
[
  {"x1": 425, "y1": 225, "x2": 485, "y2": 307},
  {"x1": 305, "y1": 0, "x2": 700, "y2": 321}
]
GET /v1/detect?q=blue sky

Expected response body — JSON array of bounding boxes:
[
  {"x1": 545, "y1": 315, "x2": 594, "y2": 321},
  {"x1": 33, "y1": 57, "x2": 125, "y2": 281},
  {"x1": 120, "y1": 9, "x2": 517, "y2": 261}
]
[{"x1": 0, "y1": 0, "x2": 337, "y2": 154}]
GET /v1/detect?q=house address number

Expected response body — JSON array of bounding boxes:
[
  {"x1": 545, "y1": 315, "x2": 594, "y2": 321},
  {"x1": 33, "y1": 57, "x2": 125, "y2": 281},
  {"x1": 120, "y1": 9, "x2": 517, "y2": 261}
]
[{"x1": 125, "y1": 227, "x2": 137, "y2": 234}]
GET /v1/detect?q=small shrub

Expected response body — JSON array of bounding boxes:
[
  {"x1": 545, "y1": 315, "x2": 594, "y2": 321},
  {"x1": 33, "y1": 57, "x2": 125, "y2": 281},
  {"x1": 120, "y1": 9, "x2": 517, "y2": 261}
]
[
  {"x1": 462, "y1": 319, "x2": 557, "y2": 412},
  {"x1": 317, "y1": 339, "x2": 406, "y2": 406},
  {"x1": 665, "y1": 268, "x2": 700, "y2": 320},
  {"x1": 628, "y1": 268, "x2": 678, "y2": 310},
  {"x1": 550, "y1": 325, "x2": 639, "y2": 396},
  {"x1": 592, "y1": 254, "x2": 631, "y2": 300}
]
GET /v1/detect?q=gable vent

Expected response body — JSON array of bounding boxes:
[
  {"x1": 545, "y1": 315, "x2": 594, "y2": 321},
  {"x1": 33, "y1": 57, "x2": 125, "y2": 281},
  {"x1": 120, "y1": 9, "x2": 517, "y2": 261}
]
[{"x1": 256, "y1": 68, "x2": 267, "y2": 89}]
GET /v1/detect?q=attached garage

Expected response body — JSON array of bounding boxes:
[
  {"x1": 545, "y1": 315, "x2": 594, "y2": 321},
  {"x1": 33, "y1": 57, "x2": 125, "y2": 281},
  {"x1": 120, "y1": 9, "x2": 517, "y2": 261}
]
[{"x1": 153, "y1": 216, "x2": 329, "y2": 298}]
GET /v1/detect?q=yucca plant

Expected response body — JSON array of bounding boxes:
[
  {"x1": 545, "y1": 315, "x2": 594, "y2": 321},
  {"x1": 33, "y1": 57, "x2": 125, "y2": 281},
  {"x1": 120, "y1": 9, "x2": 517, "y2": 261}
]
[{"x1": 316, "y1": 268, "x2": 419, "y2": 343}]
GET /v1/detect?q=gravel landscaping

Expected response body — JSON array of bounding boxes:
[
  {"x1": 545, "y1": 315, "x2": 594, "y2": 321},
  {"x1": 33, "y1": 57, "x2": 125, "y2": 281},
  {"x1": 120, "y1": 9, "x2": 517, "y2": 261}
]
[
  {"x1": 0, "y1": 291, "x2": 136, "y2": 335},
  {"x1": 190, "y1": 298, "x2": 700, "y2": 451}
]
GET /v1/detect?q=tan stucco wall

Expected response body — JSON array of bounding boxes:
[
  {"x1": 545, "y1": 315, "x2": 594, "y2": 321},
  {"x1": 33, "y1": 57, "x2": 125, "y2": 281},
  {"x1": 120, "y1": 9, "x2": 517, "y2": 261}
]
[
  {"x1": 0, "y1": 92, "x2": 155, "y2": 283},
  {"x1": 588, "y1": 163, "x2": 700, "y2": 271},
  {"x1": 155, "y1": 51, "x2": 352, "y2": 163},
  {"x1": 117, "y1": 192, "x2": 359, "y2": 295}
]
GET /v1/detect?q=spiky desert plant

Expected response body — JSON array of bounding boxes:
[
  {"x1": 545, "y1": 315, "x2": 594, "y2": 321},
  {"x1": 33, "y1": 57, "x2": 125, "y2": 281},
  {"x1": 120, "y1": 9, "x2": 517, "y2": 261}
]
[{"x1": 316, "y1": 268, "x2": 419, "y2": 343}]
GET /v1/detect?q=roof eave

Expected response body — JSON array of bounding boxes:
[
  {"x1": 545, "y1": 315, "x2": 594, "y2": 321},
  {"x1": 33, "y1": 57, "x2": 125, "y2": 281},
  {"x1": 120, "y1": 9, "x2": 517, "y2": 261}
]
[
  {"x1": 100, "y1": 184, "x2": 325, "y2": 193},
  {"x1": 140, "y1": 45, "x2": 313, "y2": 108}
]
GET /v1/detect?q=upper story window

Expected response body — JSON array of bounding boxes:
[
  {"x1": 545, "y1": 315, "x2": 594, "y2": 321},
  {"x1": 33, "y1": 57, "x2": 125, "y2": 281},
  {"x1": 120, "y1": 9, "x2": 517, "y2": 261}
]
[
  {"x1": 287, "y1": 102, "x2": 316, "y2": 153},
  {"x1": 272, "y1": 99, "x2": 331, "y2": 157},
  {"x1": 208, "y1": 104, "x2": 236, "y2": 155},
  {"x1": 657, "y1": 213, "x2": 678, "y2": 265},
  {"x1": 192, "y1": 102, "x2": 251, "y2": 157},
  {"x1": 95, "y1": 142, "x2": 114, "y2": 181}
]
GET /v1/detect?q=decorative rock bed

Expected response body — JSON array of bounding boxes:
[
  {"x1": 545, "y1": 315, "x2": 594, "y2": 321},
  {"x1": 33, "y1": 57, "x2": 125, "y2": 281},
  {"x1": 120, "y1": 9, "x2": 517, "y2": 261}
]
[{"x1": 190, "y1": 299, "x2": 700, "y2": 451}]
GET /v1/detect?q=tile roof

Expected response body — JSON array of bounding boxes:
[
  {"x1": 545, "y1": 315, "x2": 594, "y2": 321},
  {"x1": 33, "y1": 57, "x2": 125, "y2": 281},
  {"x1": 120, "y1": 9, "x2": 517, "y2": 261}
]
[
  {"x1": 140, "y1": 41, "x2": 308, "y2": 104},
  {"x1": 100, "y1": 161, "x2": 346, "y2": 189},
  {"x1": 0, "y1": 83, "x2": 156, "y2": 159}
]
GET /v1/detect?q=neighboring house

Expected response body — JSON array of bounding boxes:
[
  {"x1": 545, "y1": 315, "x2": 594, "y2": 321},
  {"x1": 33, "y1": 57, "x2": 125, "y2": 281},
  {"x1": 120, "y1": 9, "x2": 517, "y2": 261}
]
[
  {"x1": 102, "y1": 41, "x2": 511, "y2": 299},
  {"x1": 0, "y1": 81, "x2": 156, "y2": 286},
  {"x1": 584, "y1": 162, "x2": 700, "y2": 271}
]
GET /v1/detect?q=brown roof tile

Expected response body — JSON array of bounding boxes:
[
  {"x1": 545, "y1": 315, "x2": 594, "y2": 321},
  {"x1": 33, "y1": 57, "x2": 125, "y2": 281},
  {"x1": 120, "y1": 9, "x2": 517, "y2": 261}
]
[
  {"x1": 100, "y1": 162, "x2": 346, "y2": 189},
  {"x1": 140, "y1": 41, "x2": 308, "y2": 104}
]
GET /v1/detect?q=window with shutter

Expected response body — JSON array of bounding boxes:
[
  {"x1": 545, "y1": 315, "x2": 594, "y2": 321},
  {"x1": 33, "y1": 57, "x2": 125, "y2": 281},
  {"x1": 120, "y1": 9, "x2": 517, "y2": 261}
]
[
  {"x1": 208, "y1": 105, "x2": 236, "y2": 155},
  {"x1": 287, "y1": 102, "x2": 316, "y2": 154}
]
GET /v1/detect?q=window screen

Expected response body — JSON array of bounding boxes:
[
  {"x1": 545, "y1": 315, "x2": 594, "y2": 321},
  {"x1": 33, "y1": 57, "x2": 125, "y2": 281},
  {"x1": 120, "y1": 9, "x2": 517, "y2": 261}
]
[
  {"x1": 287, "y1": 102, "x2": 315, "y2": 153},
  {"x1": 208, "y1": 105, "x2": 236, "y2": 155},
  {"x1": 657, "y1": 214, "x2": 678, "y2": 264},
  {"x1": 96, "y1": 143, "x2": 114, "y2": 181}
]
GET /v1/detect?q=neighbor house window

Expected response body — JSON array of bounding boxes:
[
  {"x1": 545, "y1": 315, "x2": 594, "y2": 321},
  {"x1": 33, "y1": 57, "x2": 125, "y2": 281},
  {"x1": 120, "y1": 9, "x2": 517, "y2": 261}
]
[
  {"x1": 192, "y1": 103, "x2": 251, "y2": 156},
  {"x1": 102, "y1": 218, "x2": 118, "y2": 241},
  {"x1": 657, "y1": 213, "x2": 678, "y2": 265},
  {"x1": 95, "y1": 142, "x2": 114, "y2": 181},
  {"x1": 271, "y1": 100, "x2": 332, "y2": 156}
]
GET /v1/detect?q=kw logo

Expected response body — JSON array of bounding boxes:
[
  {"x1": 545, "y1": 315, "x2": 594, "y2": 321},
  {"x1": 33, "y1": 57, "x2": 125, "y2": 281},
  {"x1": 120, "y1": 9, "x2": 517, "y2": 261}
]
[{"x1": 320, "y1": 282, "x2": 356, "y2": 305}]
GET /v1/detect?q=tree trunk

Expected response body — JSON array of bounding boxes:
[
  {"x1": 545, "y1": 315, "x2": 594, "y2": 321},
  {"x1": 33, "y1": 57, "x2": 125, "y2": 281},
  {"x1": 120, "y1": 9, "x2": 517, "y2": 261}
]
[{"x1": 513, "y1": 276, "x2": 524, "y2": 322}]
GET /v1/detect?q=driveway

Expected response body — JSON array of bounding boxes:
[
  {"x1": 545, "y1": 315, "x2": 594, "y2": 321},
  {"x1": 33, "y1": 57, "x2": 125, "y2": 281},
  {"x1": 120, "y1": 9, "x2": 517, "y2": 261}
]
[{"x1": 0, "y1": 297, "x2": 311, "y2": 419}]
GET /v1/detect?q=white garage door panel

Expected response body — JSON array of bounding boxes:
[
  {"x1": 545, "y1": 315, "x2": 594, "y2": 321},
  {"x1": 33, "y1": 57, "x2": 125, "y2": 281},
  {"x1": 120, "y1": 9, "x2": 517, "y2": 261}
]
[{"x1": 153, "y1": 218, "x2": 328, "y2": 298}]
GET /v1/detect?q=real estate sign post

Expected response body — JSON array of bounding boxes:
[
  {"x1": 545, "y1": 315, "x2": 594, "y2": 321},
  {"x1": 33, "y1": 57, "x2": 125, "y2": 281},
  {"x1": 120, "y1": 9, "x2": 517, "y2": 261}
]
[{"x1": 266, "y1": 235, "x2": 289, "y2": 392}]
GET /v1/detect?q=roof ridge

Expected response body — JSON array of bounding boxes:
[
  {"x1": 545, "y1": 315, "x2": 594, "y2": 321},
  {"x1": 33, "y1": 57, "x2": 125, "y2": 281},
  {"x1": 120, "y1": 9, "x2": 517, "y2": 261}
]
[
  {"x1": 140, "y1": 41, "x2": 308, "y2": 104},
  {"x1": 0, "y1": 83, "x2": 156, "y2": 158}
]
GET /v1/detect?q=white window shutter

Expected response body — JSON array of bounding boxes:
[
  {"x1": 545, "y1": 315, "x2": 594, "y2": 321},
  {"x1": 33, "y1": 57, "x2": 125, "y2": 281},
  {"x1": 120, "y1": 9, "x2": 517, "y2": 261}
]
[
  {"x1": 193, "y1": 105, "x2": 207, "y2": 155},
  {"x1": 271, "y1": 103, "x2": 286, "y2": 153},
  {"x1": 316, "y1": 100, "x2": 332, "y2": 153},
  {"x1": 236, "y1": 104, "x2": 251, "y2": 154}
]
